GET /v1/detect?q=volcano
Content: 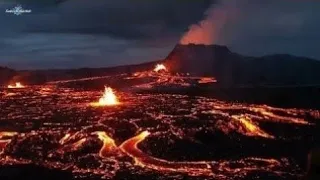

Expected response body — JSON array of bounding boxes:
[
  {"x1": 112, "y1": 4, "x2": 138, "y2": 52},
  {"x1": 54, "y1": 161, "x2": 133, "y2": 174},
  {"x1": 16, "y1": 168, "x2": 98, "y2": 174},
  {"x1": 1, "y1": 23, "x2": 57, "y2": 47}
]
[
  {"x1": 163, "y1": 44, "x2": 320, "y2": 86},
  {"x1": 164, "y1": 44, "x2": 236, "y2": 86}
]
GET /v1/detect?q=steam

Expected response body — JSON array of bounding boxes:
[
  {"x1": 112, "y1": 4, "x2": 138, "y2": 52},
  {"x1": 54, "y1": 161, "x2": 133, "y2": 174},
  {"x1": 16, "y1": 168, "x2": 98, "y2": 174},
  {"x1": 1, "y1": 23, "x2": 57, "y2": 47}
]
[{"x1": 179, "y1": 1, "x2": 235, "y2": 45}]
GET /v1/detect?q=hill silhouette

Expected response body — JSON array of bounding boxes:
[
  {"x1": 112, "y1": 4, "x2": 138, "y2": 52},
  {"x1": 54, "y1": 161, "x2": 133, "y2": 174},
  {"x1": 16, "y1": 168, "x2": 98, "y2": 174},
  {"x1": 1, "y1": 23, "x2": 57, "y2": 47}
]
[{"x1": 1, "y1": 44, "x2": 320, "y2": 87}]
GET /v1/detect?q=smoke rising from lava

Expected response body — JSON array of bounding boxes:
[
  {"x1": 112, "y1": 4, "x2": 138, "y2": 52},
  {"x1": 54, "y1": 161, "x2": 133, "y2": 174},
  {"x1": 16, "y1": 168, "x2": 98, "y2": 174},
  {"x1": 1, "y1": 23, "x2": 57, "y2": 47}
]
[{"x1": 179, "y1": 1, "x2": 234, "y2": 45}]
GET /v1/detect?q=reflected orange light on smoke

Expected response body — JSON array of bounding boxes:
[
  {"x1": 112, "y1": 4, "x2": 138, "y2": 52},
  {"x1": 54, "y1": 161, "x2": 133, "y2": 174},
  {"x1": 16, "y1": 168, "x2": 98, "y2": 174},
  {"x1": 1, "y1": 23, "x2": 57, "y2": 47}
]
[
  {"x1": 93, "y1": 131, "x2": 117, "y2": 157},
  {"x1": 91, "y1": 87, "x2": 119, "y2": 107},
  {"x1": 154, "y1": 64, "x2": 167, "y2": 72},
  {"x1": 8, "y1": 82, "x2": 25, "y2": 89}
]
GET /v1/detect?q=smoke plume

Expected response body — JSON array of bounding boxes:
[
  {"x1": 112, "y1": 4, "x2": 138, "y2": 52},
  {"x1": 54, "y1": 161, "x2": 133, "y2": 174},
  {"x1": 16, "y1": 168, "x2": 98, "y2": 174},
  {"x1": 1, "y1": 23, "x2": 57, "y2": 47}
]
[{"x1": 179, "y1": 1, "x2": 234, "y2": 45}]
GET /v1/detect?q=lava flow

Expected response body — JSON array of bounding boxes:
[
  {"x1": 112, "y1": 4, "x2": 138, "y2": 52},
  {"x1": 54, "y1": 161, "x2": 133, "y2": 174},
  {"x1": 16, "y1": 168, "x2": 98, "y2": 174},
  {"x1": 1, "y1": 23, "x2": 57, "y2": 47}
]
[
  {"x1": 93, "y1": 131, "x2": 118, "y2": 157},
  {"x1": 7, "y1": 82, "x2": 25, "y2": 89},
  {"x1": 119, "y1": 131, "x2": 213, "y2": 176},
  {"x1": 59, "y1": 133, "x2": 71, "y2": 145},
  {"x1": 0, "y1": 132, "x2": 18, "y2": 153},
  {"x1": 250, "y1": 107, "x2": 311, "y2": 125},
  {"x1": 0, "y1": 74, "x2": 319, "y2": 179},
  {"x1": 231, "y1": 115, "x2": 274, "y2": 139},
  {"x1": 91, "y1": 86, "x2": 119, "y2": 106}
]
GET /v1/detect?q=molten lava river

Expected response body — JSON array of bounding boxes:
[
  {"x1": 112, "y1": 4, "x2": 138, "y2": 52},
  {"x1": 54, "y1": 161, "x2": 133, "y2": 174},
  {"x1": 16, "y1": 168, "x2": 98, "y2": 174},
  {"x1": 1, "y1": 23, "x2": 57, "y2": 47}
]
[{"x1": 0, "y1": 75, "x2": 319, "y2": 179}]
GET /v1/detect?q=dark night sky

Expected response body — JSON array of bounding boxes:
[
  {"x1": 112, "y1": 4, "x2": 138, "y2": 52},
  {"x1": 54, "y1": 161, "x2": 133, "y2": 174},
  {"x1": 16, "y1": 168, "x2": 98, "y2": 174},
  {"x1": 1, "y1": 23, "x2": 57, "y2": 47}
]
[{"x1": 0, "y1": 0, "x2": 319, "y2": 69}]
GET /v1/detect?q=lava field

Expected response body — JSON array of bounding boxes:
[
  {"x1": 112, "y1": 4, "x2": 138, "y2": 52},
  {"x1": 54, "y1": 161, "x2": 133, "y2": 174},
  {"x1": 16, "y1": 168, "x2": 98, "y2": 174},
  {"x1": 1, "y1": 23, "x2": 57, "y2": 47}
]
[{"x1": 0, "y1": 70, "x2": 319, "y2": 180}]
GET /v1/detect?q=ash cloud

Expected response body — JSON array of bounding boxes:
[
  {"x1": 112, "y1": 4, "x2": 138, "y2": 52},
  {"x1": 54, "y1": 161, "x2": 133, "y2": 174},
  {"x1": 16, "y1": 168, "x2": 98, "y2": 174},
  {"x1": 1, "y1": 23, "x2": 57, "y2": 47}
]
[
  {"x1": 180, "y1": 1, "x2": 235, "y2": 45},
  {"x1": 179, "y1": 0, "x2": 320, "y2": 60}
]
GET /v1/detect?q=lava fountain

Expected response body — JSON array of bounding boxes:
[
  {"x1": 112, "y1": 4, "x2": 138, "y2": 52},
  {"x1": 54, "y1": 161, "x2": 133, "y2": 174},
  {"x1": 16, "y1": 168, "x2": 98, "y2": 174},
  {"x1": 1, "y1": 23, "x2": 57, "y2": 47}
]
[
  {"x1": 154, "y1": 64, "x2": 167, "y2": 72},
  {"x1": 8, "y1": 82, "x2": 25, "y2": 89},
  {"x1": 91, "y1": 87, "x2": 119, "y2": 106}
]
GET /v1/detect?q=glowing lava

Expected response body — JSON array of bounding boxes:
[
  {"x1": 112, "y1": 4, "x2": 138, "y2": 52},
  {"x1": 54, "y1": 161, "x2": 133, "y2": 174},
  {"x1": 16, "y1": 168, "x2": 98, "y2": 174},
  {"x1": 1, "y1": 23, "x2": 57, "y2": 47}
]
[
  {"x1": 0, "y1": 132, "x2": 18, "y2": 139},
  {"x1": 71, "y1": 138, "x2": 87, "y2": 149},
  {"x1": 0, "y1": 132, "x2": 18, "y2": 154},
  {"x1": 59, "y1": 133, "x2": 71, "y2": 145},
  {"x1": 232, "y1": 115, "x2": 274, "y2": 139},
  {"x1": 91, "y1": 87, "x2": 119, "y2": 106},
  {"x1": 1, "y1": 84, "x2": 317, "y2": 179},
  {"x1": 7, "y1": 82, "x2": 25, "y2": 89},
  {"x1": 250, "y1": 107, "x2": 310, "y2": 125},
  {"x1": 56, "y1": 137, "x2": 87, "y2": 154},
  {"x1": 212, "y1": 103, "x2": 310, "y2": 125},
  {"x1": 93, "y1": 131, "x2": 117, "y2": 157},
  {"x1": 198, "y1": 77, "x2": 217, "y2": 84},
  {"x1": 154, "y1": 64, "x2": 167, "y2": 72},
  {"x1": 119, "y1": 131, "x2": 213, "y2": 176}
]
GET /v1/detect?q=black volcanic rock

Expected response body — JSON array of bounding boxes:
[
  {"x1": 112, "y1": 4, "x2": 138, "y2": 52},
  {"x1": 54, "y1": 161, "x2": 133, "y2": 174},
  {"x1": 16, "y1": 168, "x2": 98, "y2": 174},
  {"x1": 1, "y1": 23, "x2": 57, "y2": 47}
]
[
  {"x1": 164, "y1": 44, "x2": 241, "y2": 86},
  {"x1": 0, "y1": 164, "x2": 73, "y2": 180},
  {"x1": 0, "y1": 60, "x2": 162, "y2": 85},
  {"x1": 164, "y1": 44, "x2": 231, "y2": 74}
]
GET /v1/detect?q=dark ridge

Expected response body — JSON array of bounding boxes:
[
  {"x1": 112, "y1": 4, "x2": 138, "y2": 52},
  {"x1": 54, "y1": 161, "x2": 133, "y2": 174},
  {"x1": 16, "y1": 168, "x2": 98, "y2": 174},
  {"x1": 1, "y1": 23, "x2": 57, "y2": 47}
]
[
  {"x1": 1, "y1": 44, "x2": 320, "y2": 87},
  {"x1": 0, "y1": 60, "x2": 162, "y2": 85}
]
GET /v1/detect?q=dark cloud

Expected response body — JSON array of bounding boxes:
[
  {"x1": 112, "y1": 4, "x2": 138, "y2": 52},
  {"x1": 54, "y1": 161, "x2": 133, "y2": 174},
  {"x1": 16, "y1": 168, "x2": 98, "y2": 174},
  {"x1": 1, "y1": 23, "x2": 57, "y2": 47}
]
[
  {"x1": 14, "y1": 0, "x2": 213, "y2": 39},
  {"x1": 0, "y1": 0, "x2": 214, "y2": 69},
  {"x1": 0, "y1": 0, "x2": 319, "y2": 69},
  {"x1": 214, "y1": 0, "x2": 320, "y2": 59}
]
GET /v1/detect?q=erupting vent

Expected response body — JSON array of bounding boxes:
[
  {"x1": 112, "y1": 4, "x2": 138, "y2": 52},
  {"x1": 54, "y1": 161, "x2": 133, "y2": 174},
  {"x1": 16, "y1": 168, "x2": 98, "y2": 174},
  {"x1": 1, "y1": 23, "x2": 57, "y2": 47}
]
[
  {"x1": 8, "y1": 82, "x2": 25, "y2": 89},
  {"x1": 154, "y1": 64, "x2": 167, "y2": 72},
  {"x1": 91, "y1": 87, "x2": 119, "y2": 106}
]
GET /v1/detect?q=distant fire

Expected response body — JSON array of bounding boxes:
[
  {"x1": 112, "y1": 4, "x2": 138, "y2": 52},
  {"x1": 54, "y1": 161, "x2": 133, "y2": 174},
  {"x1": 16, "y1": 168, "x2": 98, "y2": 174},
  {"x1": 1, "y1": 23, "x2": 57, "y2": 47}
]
[
  {"x1": 91, "y1": 87, "x2": 119, "y2": 106},
  {"x1": 198, "y1": 77, "x2": 217, "y2": 84},
  {"x1": 154, "y1": 64, "x2": 167, "y2": 72},
  {"x1": 8, "y1": 82, "x2": 25, "y2": 89}
]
